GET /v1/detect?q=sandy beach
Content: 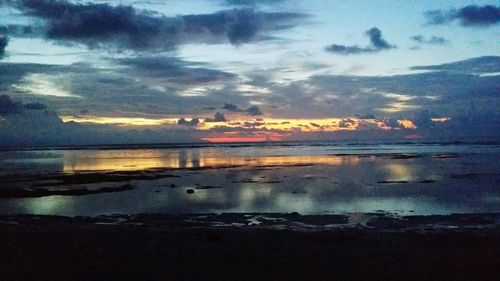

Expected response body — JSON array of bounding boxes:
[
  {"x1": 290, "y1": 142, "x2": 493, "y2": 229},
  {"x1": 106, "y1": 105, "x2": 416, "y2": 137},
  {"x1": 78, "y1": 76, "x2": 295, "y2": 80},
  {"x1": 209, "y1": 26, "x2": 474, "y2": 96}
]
[{"x1": 1, "y1": 213, "x2": 499, "y2": 281}]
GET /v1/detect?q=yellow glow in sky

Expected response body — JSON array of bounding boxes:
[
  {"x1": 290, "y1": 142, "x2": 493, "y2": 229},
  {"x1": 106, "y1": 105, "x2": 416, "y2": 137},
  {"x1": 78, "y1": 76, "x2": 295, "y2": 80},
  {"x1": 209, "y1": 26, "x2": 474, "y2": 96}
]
[
  {"x1": 61, "y1": 115, "x2": 419, "y2": 132},
  {"x1": 62, "y1": 115, "x2": 179, "y2": 126}
]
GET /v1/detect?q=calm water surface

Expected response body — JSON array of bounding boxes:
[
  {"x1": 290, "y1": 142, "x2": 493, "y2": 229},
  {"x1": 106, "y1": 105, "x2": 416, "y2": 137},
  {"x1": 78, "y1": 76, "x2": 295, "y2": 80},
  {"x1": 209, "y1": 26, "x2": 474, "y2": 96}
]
[{"x1": 0, "y1": 142, "x2": 499, "y2": 216}]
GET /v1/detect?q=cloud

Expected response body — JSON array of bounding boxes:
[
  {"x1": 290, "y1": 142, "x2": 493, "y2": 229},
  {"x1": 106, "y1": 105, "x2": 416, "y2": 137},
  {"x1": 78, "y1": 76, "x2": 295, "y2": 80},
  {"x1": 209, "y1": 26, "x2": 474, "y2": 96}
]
[
  {"x1": 0, "y1": 95, "x2": 49, "y2": 115},
  {"x1": 13, "y1": 0, "x2": 307, "y2": 50},
  {"x1": 410, "y1": 35, "x2": 449, "y2": 46},
  {"x1": 183, "y1": 9, "x2": 308, "y2": 45},
  {"x1": 425, "y1": 5, "x2": 500, "y2": 27},
  {"x1": 0, "y1": 95, "x2": 204, "y2": 147},
  {"x1": 0, "y1": 58, "x2": 244, "y2": 117},
  {"x1": 383, "y1": 117, "x2": 401, "y2": 129},
  {"x1": 246, "y1": 105, "x2": 263, "y2": 116},
  {"x1": 325, "y1": 27, "x2": 395, "y2": 55},
  {"x1": 117, "y1": 56, "x2": 236, "y2": 83},
  {"x1": 410, "y1": 56, "x2": 500, "y2": 73},
  {"x1": 339, "y1": 119, "x2": 356, "y2": 128},
  {"x1": 0, "y1": 24, "x2": 34, "y2": 37},
  {"x1": 0, "y1": 34, "x2": 8, "y2": 58},
  {"x1": 365, "y1": 27, "x2": 393, "y2": 49},
  {"x1": 261, "y1": 55, "x2": 499, "y2": 122},
  {"x1": 222, "y1": 103, "x2": 248, "y2": 113},
  {"x1": 177, "y1": 117, "x2": 200, "y2": 126},
  {"x1": 19, "y1": 0, "x2": 181, "y2": 50},
  {"x1": 223, "y1": 103, "x2": 240, "y2": 111},
  {"x1": 0, "y1": 95, "x2": 21, "y2": 115},
  {"x1": 325, "y1": 44, "x2": 375, "y2": 55},
  {"x1": 222, "y1": 0, "x2": 285, "y2": 7},
  {"x1": 204, "y1": 112, "x2": 227, "y2": 122},
  {"x1": 221, "y1": 103, "x2": 262, "y2": 115}
]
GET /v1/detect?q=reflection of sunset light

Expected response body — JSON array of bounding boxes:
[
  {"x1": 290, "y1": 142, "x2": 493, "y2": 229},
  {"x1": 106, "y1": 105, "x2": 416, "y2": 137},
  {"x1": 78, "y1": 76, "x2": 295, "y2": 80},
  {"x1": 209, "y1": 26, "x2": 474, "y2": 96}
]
[
  {"x1": 202, "y1": 135, "x2": 283, "y2": 143},
  {"x1": 398, "y1": 119, "x2": 416, "y2": 129},
  {"x1": 62, "y1": 149, "x2": 358, "y2": 172},
  {"x1": 431, "y1": 117, "x2": 451, "y2": 123},
  {"x1": 63, "y1": 150, "x2": 208, "y2": 172},
  {"x1": 404, "y1": 134, "x2": 424, "y2": 139}
]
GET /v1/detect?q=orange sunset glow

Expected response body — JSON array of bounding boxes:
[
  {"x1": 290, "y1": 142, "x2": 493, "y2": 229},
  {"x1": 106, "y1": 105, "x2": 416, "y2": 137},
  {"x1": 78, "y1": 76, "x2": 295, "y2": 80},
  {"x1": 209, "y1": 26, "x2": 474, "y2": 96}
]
[{"x1": 59, "y1": 115, "x2": 423, "y2": 142}]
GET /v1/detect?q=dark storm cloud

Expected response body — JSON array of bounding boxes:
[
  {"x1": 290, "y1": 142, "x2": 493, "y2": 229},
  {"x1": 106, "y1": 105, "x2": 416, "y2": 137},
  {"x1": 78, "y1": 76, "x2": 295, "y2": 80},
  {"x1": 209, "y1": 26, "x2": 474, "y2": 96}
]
[
  {"x1": 325, "y1": 27, "x2": 395, "y2": 55},
  {"x1": 13, "y1": 0, "x2": 308, "y2": 50},
  {"x1": 425, "y1": 5, "x2": 500, "y2": 27},
  {"x1": 410, "y1": 35, "x2": 449, "y2": 46}
]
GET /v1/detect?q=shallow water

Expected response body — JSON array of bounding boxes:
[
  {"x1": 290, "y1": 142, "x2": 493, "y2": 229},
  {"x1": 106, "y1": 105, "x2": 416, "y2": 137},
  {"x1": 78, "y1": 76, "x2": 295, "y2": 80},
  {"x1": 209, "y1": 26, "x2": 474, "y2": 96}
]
[{"x1": 0, "y1": 142, "x2": 499, "y2": 216}]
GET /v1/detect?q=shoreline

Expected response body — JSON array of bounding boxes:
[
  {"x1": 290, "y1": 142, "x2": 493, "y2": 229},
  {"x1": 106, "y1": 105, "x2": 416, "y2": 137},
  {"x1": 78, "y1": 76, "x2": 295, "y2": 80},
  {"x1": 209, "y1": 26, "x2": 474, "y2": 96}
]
[
  {"x1": 1, "y1": 213, "x2": 499, "y2": 281},
  {"x1": 1, "y1": 212, "x2": 499, "y2": 231}
]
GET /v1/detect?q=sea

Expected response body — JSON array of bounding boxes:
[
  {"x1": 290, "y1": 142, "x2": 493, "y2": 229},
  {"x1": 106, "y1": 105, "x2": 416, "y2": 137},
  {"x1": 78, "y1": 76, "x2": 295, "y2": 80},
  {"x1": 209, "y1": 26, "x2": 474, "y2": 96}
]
[{"x1": 0, "y1": 141, "x2": 499, "y2": 216}]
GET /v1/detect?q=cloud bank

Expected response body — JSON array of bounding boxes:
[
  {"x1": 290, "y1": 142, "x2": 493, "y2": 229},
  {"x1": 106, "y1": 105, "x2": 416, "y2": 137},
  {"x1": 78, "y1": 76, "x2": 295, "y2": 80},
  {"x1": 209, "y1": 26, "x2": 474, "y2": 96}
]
[{"x1": 9, "y1": 0, "x2": 308, "y2": 50}]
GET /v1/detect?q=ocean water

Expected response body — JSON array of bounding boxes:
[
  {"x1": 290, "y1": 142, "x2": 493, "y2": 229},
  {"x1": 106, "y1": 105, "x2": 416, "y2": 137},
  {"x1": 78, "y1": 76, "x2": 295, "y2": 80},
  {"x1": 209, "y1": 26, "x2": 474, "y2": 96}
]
[{"x1": 0, "y1": 141, "x2": 499, "y2": 216}]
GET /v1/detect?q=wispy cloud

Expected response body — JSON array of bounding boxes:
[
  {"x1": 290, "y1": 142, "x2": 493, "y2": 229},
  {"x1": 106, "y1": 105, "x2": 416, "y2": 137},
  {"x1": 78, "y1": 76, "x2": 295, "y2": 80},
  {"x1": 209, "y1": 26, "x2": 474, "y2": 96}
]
[{"x1": 410, "y1": 35, "x2": 449, "y2": 46}]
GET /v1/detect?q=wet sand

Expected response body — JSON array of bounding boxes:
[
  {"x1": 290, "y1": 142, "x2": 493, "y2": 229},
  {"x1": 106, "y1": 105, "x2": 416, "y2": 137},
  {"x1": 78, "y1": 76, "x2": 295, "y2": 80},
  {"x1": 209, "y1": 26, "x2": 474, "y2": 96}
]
[{"x1": 1, "y1": 213, "x2": 499, "y2": 281}]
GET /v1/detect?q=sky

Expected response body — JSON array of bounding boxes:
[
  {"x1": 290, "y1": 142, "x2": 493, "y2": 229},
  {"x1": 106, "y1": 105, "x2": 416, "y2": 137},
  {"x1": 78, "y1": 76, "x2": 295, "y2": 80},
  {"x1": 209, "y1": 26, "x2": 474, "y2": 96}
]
[{"x1": 0, "y1": 0, "x2": 499, "y2": 146}]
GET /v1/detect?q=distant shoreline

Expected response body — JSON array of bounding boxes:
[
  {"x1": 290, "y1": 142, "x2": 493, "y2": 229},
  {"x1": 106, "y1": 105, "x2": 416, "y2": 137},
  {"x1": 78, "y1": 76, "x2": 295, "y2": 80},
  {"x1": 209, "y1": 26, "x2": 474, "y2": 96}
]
[{"x1": 1, "y1": 139, "x2": 499, "y2": 152}]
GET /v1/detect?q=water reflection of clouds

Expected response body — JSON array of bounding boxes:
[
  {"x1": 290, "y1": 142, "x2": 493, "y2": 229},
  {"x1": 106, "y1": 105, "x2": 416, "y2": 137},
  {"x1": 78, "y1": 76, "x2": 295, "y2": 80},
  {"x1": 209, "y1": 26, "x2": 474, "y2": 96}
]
[
  {"x1": 1, "y1": 146, "x2": 498, "y2": 216},
  {"x1": 24, "y1": 196, "x2": 74, "y2": 214}
]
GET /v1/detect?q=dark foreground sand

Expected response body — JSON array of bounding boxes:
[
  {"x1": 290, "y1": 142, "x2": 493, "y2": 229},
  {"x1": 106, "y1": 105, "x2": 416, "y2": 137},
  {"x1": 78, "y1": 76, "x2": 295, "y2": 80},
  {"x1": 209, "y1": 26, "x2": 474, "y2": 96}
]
[{"x1": 1, "y1": 213, "x2": 499, "y2": 281}]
